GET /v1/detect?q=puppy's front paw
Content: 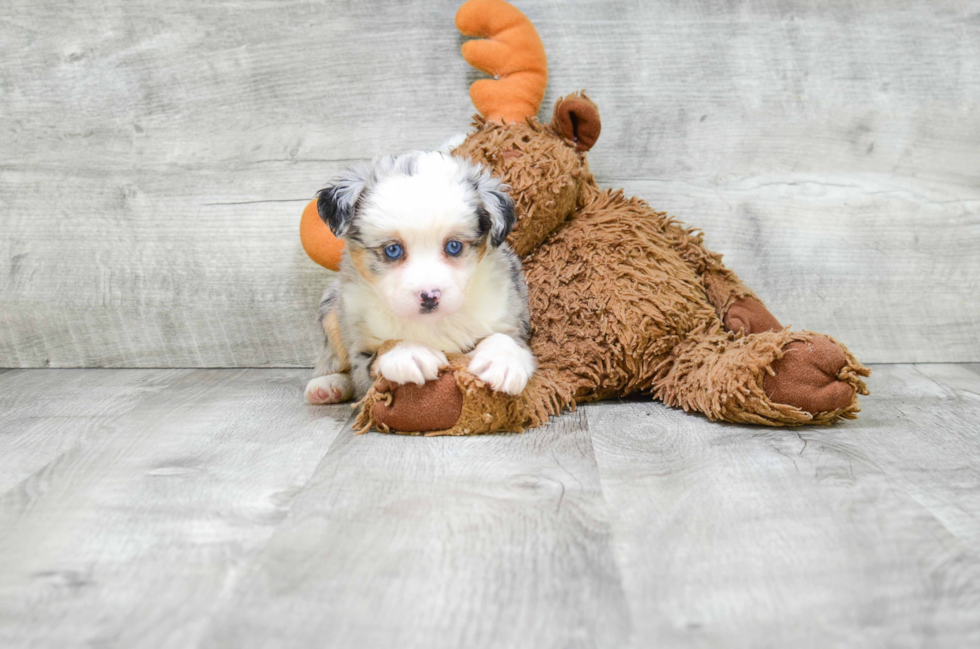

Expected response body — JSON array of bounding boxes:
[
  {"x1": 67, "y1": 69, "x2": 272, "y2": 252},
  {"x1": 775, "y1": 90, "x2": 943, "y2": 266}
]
[
  {"x1": 375, "y1": 342, "x2": 449, "y2": 386},
  {"x1": 305, "y1": 373, "x2": 354, "y2": 404},
  {"x1": 467, "y1": 333, "x2": 535, "y2": 395}
]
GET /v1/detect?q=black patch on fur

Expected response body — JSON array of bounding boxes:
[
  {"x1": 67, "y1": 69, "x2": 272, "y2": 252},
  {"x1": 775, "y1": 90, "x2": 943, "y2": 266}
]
[
  {"x1": 502, "y1": 246, "x2": 531, "y2": 341},
  {"x1": 358, "y1": 350, "x2": 378, "y2": 369},
  {"x1": 490, "y1": 191, "x2": 516, "y2": 247},
  {"x1": 476, "y1": 206, "x2": 492, "y2": 240},
  {"x1": 316, "y1": 186, "x2": 350, "y2": 237},
  {"x1": 345, "y1": 194, "x2": 368, "y2": 245},
  {"x1": 519, "y1": 315, "x2": 531, "y2": 340},
  {"x1": 468, "y1": 172, "x2": 515, "y2": 247},
  {"x1": 317, "y1": 186, "x2": 371, "y2": 242},
  {"x1": 353, "y1": 349, "x2": 378, "y2": 375}
]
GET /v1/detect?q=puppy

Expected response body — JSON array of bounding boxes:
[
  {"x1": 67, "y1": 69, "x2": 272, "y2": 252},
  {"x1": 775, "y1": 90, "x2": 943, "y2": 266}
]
[{"x1": 304, "y1": 151, "x2": 535, "y2": 406}]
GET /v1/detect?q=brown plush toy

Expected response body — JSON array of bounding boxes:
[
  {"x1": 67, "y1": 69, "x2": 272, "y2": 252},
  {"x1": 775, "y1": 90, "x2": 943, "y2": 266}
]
[{"x1": 304, "y1": 0, "x2": 870, "y2": 435}]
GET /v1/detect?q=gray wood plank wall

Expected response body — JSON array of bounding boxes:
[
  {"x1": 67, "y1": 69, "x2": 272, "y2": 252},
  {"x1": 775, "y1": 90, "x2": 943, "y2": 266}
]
[{"x1": 2, "y1": 0, "x2": 978, "y2": 367}]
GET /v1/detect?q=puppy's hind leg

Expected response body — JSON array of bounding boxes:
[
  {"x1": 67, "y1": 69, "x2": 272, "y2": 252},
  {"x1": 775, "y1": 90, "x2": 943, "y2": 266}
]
[
  {"x1": 306, "y1": 372, "x2": 354, "y2": 405},
  {"x1": 306, "y1": 290, "x2": 354, "y2": 405}
]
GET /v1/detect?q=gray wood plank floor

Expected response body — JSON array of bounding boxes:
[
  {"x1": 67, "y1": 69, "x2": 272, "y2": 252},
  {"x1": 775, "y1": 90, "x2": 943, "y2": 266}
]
[{"x1": 1, "y1": 366, "x2": 979, "y2": 648}]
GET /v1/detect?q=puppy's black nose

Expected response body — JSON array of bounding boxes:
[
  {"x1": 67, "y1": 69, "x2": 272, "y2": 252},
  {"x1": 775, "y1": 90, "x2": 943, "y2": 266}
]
[
  {"x1": 419, "y1": 289, "x2": 441, "y2": 311},
  {"x1": 419, "y1": 290, "x2": 441, "y2": 304}
]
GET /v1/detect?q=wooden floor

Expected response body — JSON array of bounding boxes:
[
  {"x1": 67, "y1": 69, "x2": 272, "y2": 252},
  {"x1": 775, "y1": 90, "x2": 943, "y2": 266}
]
[{"x1": 0, "y1": 366, "x2": 978, "y2": 648}]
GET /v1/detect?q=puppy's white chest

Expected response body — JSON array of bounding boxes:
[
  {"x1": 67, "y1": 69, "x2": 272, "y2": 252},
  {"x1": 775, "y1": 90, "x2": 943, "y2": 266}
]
[{"x1": 362, "y1": 306, "x2": 497, "y2": 354}]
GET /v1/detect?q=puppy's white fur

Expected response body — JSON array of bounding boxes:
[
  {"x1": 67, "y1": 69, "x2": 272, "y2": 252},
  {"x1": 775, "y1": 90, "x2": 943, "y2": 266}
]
[
  {"x1": 374, "y1": 342, "x2": 448, "y2": 386},
  {"x1": 468, "y1": 333, "x2": 536, "y2": 395},
  {"x1": 304, "y1": 373, "x2": 354, "y2": 404},
  {"x1": 306, "y1": 151, "x2": 534, "y2": 406}
]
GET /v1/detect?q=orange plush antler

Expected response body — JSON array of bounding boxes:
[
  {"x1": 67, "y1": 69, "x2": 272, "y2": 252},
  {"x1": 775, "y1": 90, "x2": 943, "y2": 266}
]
[{"x1": 456, "y1": 0, "x2": 548, "y2": 123}]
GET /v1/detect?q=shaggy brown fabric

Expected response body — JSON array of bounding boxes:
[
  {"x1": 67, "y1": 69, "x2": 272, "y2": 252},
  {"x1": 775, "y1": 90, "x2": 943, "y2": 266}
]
[
  {"x1": 524, "y1": 188, "x2": 725, "y2": 402},
  {"x1": 452, "y1": 115, "x2": 585, "y2": 258},
  {"x1": 654, "y1": 328, "x2": 869, "y2": 426},
  {"x1": 365, "y1": 93, "x2": 870, "y2": 435}
]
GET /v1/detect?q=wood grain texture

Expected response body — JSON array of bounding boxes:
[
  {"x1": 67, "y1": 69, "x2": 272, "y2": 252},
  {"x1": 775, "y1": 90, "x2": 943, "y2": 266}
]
[
  {"x1": 1, "y1": 365, "x2": 979, "y2": 646},
  {"x1": 1, "y1": 0, "x2": 978, "y2": 367},
  {"x1": 0, "y1": 369, "x2": 352, "y2": 648},
  {"x1": 586, "y1": 365, "x2": 980, "y2": 648},
  {"x1": 202, "y1": 409, "x2": 631, "y2": 649},
  {"x1": 855, "y1": 364, "x2": 980, "y2": 548},
  {"x1": 0, "y1": 369, "x2": 190, "y2": 492}
]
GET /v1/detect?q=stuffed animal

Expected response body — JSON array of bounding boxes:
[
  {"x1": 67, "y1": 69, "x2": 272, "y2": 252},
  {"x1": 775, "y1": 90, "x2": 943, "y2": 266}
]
[{"x1": 301, "y1": 0, "x2": 870, "y2": 435}]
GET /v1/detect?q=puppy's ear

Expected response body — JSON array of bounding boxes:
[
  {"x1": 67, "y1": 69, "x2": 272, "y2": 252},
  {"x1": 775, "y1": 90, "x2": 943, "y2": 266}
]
[
  {"x1": 470, "y1": 169, "x2": 516, "y2": 247},
  {"x1": 316, "y1": 186, "x2": 348, "y2": 237},
  {"x1": 483, "y1": 188, "x2": 516, "y2": 247},
  {"x1": 316, "y1": 168, "x2": 369, "y2": 238}
]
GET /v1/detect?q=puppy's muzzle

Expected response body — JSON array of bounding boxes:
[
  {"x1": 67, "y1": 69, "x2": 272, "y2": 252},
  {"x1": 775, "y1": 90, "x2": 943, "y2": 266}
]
[{"x1": 419, "y1": 289, "x2": 441, "y2": 313}]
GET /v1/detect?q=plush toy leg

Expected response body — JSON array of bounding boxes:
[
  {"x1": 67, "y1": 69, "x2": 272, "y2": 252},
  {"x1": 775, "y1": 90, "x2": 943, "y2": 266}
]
[
  {"x1": 356, "y1": 329, "x2": 868, "y2": 432},
  {"x1": 659, "y1": 216, "x2": 790, "y2": 335},
  {"x1": 651, "y1": 216, "x2": 763, "y2": 324},
  {"x1": 355, "y1": 354, "x2": 572, "y2": 436},
  {"x1": 653, "y1": 328, "x2": 870, "y2": 426}
]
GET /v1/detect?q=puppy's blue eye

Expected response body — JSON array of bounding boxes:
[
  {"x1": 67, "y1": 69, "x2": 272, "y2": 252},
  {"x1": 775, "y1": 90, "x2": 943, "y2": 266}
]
[
  {"x1": 384, "y1": 243, "x2": 403, "y2": 260},
  {"x1": 445, "y1": 240, "x2": 463, "y2": 256}
]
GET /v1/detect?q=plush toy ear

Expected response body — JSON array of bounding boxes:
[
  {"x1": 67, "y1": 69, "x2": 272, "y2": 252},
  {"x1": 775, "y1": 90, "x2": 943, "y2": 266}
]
[{"x1": 551, "y1": 93, "x2": 601, "y2": 152}]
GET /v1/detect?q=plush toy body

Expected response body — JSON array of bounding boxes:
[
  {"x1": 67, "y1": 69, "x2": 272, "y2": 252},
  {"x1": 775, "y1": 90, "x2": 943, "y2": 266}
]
[{"x1": 303, "y1": 0, "x2": 869, "y2": 435}]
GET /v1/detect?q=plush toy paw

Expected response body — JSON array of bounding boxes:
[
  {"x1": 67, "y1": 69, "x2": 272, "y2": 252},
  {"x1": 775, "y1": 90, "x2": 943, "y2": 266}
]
[
  {"x1": 764, "y1": 335, "x2": 857, "y2": 414},
  {"x1": 370, "y1": 374, "x2": 464, "y2": 433},
  {"x1": 305, "y1": 373, "x2": 354, "y2": 404},
  {"x1": 375, "y1": 342, "x2": 449, "y2": 386},
  {"x1": 467, "y1": 333, "x2": 535, "y2": 395},
  {"x1": 356, "y1": 352, "x2": 558, "y2": 436},
  {"x1": 724, "y1": 298, "x2": 783, "y2": 335}
]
